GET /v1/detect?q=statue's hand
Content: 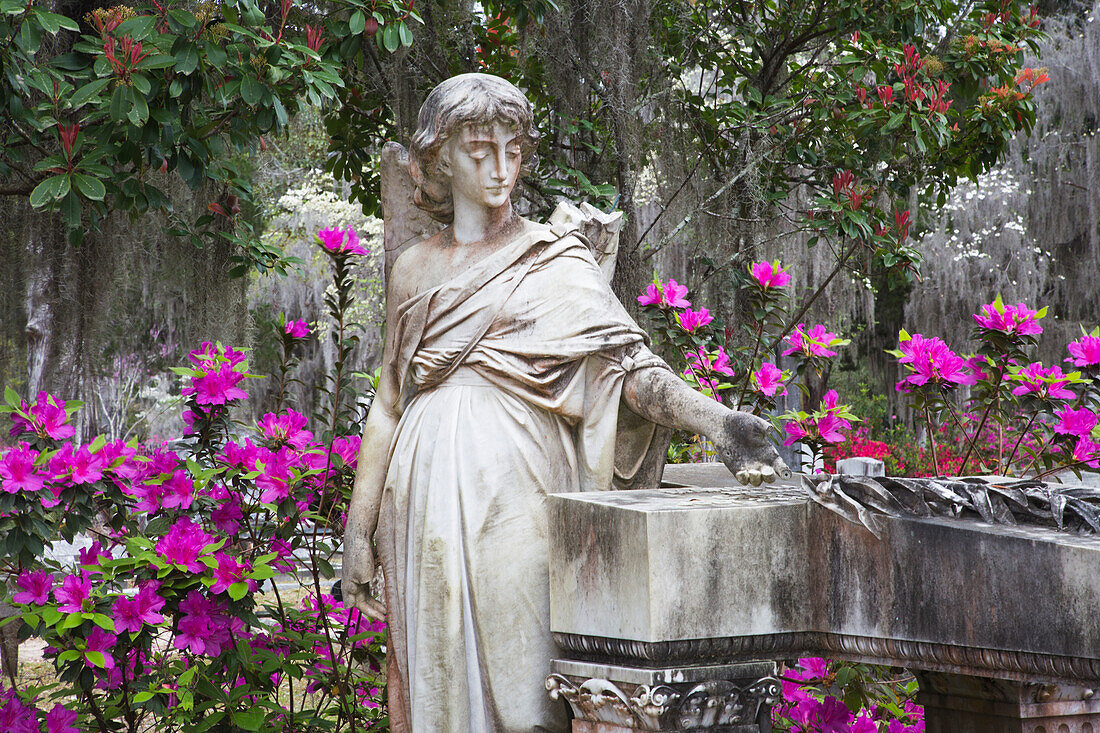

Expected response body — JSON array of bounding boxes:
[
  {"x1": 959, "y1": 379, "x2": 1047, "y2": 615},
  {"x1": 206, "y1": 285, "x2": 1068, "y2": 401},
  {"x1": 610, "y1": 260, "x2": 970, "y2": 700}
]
[
  {"x1": 342, "y1": 534, "x2": 385, "y2": 620},
  {"x1": 712, "y1": 410, "x2": 791, "y2": 486}
]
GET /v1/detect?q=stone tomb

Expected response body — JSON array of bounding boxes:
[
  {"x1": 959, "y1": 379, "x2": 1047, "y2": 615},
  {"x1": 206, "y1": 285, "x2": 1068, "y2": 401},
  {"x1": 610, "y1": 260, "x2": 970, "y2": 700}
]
[{"x1": 546, "y1": 463, "x2": 1100, "y2": 732}]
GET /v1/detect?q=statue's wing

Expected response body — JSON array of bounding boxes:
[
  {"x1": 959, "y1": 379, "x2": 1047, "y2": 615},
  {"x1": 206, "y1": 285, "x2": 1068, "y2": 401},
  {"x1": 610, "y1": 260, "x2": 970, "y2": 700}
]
[
  {"x1": 380, "y1": 142, "x2": 442, "y2": 281},
  {"x1": 547, "y1": 201, "x2": 623, "y2": 284}
]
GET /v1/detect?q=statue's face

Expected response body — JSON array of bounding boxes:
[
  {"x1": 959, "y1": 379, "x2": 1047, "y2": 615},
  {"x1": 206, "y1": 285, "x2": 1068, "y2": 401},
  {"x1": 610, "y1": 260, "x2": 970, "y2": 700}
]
[{"x1": 440, "y1": 120, "x2": 523, "y2": 211}]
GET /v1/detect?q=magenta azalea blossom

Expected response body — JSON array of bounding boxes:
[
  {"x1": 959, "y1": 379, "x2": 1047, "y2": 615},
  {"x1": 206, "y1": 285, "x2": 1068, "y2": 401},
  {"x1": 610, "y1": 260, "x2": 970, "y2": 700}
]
[
  {"x1": 0, "y1": 443, "x2": 45, "y2": 494},
  {"x1": 1067, "y1": 335, "x2": 1100, "y2": 367},
  {"x1": 1010, "y1": 362, "x2": 1076, "y2": 400},
  {"x1": 83, "y1": 626, "x2": 117, "y2": 669},
  {"x1": 210, "y1": 552, "x2": 252, "y2": 595},
  {"x1": 256, "y1": 446, "x2": 294, "y2": 504},
  {"x1": 783, "y1": 420, "x2": 809, "y2": 446},
  {"x1": 1073, "y1": 437, "x2": 1100, "y2": 468},
  {"x1": 54, "y1": 572, "x2": 92, "y2": 613},
  {"x1": 0, "y1": 691, "x2": 37, "y2": 733},
  {"x1": 750, "y1": 260, "x2": 791, "y2": 289},
  {"x1": 895, "y1": 334, "x2": 975, "y2": 390},
  {"x1": 47, "y1": 443, "x2": 106, "y2": 485},
  {"x1": 818, "y1": 696, "x2": 854, "y2": 733},
  {"x1": 13, "y1": 569, "x2": 53, "y2": 605},
  {"x1": 972, "y1": 300, "x2": 1043, "y2": 336},
  {"x1": 751, "y1": 362, "x2": 787, "y2": 397},
  {"x1": 173, "y1": 590, "x2": 235, "y2": 656},
  {"x1": 113, "y1": 582, "x2": 165, "y2": 633},
  {"x1": 188, "y1": 342, "x2": 245, "y2": 370},
  {"x1": 317, "y1": 227, "x2": 368, "y2": 256},
  {"x1": 782, "y1": 323, "x2": 840, "y2": 358},
  {"x1": 1054, "y1": 407, "x2": 1098, "y2": 437},
  {"x1": 676, "y1": 307, "x2": 713, "y2": 333},
  {"x1": 272, "y1": 538, "x2": 296, "y2": 572},
  {"x1": 10, "y1": 391, "x2": 76, "y2": 440},
  {"x1": 817, "y1": 413, "x2": 850, "y2": 443},
  {"x1": 637, "y1": 278, "x2": 690, "y2": 309},
  {"x1": 258, "y1": 409, "x2": 314, "y2": 450},
  {"x1": 330, "y1": 435, "x2": 361, "y2": 469},
  {"x1": 45, "y1": 704, "x2": 79, "y2": 733},
  {"x1": 284, "y1": 319, "x2": 310, "y2": 338},
  {"x1": 211, "y1": 497, "x2": 244, "y2": 535},
  {"x1": 850, "y1": 712, "x2": 878, "y2": 733},
  {"x1": 185, "y1": 362, "x2": 249, "y2": 405},
  {"x1": 159, "y1": 470, "x2": 196, "y2": 510},
  {"x1": 798, "y1": 657, "x2": 829, "y2": 678},
  {"x1": 156, "y1": 518, "x2": 216, "y2": 573},
  {"x1": 683, "y1": 347, "x2": 736, "y2": 395}
]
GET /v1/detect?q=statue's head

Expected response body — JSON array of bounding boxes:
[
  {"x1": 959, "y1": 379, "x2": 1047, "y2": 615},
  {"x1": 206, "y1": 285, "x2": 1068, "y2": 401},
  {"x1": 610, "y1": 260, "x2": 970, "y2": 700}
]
[{"x1": 409, "y1": 73, "x2": 540, "y2": 223}]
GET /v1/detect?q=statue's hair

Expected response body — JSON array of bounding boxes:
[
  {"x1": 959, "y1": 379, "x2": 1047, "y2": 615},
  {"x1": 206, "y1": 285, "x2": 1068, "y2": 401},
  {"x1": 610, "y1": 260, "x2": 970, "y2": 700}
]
[{"x1": 409, "y1": 73, "x2": 540, "y2": 223}]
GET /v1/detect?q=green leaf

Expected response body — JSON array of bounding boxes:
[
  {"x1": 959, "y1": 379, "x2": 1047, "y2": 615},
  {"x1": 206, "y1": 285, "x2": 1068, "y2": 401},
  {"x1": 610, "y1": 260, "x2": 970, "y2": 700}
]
[
  {"x1": 115, "y1": 15, "x2": 155, "y2": 41},
  {"x1": 138, "y1": 54, "x2": 177, "y2": 70},
  {"x1": 398, "y1": 21, "x2": 412, "y2": 46},
  {"x1": 349, "y1": 10, "x2": 365, "y2": 34},
  {"x1": 73, "y1": 173, "x2": 106, "y2": 200},
  {"x1": 381, "y1": 23, "x2": 399, "y2": 52},
  {"x1": 133, "y1": 691, "x2": 155, "y2": 703},
  {"x1": 70, "y1": 78, "x2": 111, "y2": 109},
  {"x1": 59, "y1": 612, "x2": 84, "y2": 631},
  {"x1": 128, "y1": 91, "x2": 148, "y2": 126},
  {"x1": 61, "y1": 190, "x2": 81, "y2": 229},
  {"x1": 109, "y1": 85, "x2": 127, "y2": 122},
  {"x1": 174, "y1": 44, "x2": 200, "y2": 75},
  {"x1": 231, "y1": 708, "x2": 265, "y2": 731},
  {"x1": 3, "y1": 386, "x2": 19, "y2": 408},
  {"x1": 168, "y1": 9, "x2": 197, "y2": 27},
  {"x1": 240, "y1": 76, "x2": 262, "y2": 105},
  {"x1": 84, "y1": 651, "x2": 106, "y2": 668},
  {"x1": 131, "y1": 73, "x2": 151, "y2": 96},
  {"x1": 228, "y1": 581, "x2": 249, "y2": 601},
  {"x1": 29, "y1": 175, "x2": 68, "y2": 208}
]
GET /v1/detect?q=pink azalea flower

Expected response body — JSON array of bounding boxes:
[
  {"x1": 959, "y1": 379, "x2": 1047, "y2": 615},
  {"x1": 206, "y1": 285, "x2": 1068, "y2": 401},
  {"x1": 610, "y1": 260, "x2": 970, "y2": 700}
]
[
  {"x1": 1010, "y1": 362, "x2": 1076, "y2": 400},
  {"x1": 329, "y1": 435, "x2": 360, "y2": 469},
  {"x1": 636, "y1": 278, "x2": 690, "y2": 309},
  {"x1": 850, "y1": 713, "x2": 878, "y2": 733},
  {"x1": 221, "y1": 438, "x2": 263, "y2": 470},
  {"x1": 284, "y1": 319, "x2": 310, "y2": 338},
  {"x1": 895, "y1": 334, "x2": 974, "y2": 390},
  {"x1": 45, "y1": 704, "x2": 79, "y2": 733},
  {"x1": 676, "y1": 307, "x2": 713, "y2": 333},
  {"x1": 83, "y1": 626, "x2": 117, "y2": 669},
  {"x1": 751, "y1": 363, "x2": 787, "y2": 396},
  {"x1": 79, "y1": 540, "x2": 110, "y2": 569},
  {"x1": 48, "y1": 443, "x2": 106, "y2": 485},
  {"x1": 317, "y1": 227, "x2": 368, "y2": 256},
  {"x1": 783, "y1": 420, "x2": 809, "y2": 446},
  {"x1": 54, "y1": 572, "x2": 92, "y2": 613},
  {"x1": 257, "y1": 409, "x2": 314, "y2": 450},
  {"x1": 798, "y1": 657, "x2": 829, "y2": 678},
  {"x1": 817, "y1": 412, "x2": 850, "y2": 443},
  {"x1": 159, "y1": 470, "x2": 195, "y2": 510},
  {"x1": 0, "y1": 691, "x2": 37, "y2": 733},
  {"x1": 818, "y1": 696, "x2": 853, "y2": 733},
  {"x1": 211, "y1": 497, "x2": 244, "y2": 536},
  {"x1": 9, "y1": 392, "x2": 76, "y2": 440},
  {"x1": 173, "y1": 590, "x2": 234, "y2": 656},
  {"x1": 750, "y1": 260, "x2": 791, "y2": 289},
  {"x1": 112, "y1": 596, "x2": 144, "y2": 634},
  {"x1": 1073, "y1": 436, "x2": 1100, "y2": 468},
  {"x1": 188, "y1": 342, "x2": 245, "y2": 371},
  {"x1": 256, "y1": 446, "x2": 294, "y2": 504},
  {"x1": 210, "y1": 552, "x2": 253, "y2": 595},
  {"x1": 184, "y1": 361, "x2": 249, "y2": 405},
  {"x1": 272, "y1": 538, "x2": 296, "y2": 572},
  {"x1": 972, "y1": 300, "x2": 1043, "y2": 336},
  {"x1": 0, "y1": 443, "x2": 45, "y2": 494},
  {"x1": 99, "y1": 440, "x2": 140, "y2": 479},
  {"x1": 156, "y1": 518, "x2": 215, "y2": 573},
  {"x1": 13, "y1": 569, "x2": 53, "y2": 605},
  {"x1": 782, "y1": 324, "x2": 840, "y2": 358},
  {"x1": 1067, "y1": 335, "x2": 1100, "y2": 367},
  {"x1": 1054, "y1": 407, "x2": 1098, "y2": 437}
]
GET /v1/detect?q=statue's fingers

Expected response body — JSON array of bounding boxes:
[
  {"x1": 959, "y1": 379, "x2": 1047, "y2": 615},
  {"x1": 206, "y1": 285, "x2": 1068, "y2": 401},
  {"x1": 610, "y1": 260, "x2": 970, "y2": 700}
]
[
  {"x1": 773, "y1": 455, "x2": 793, "y2": 479},
  {"x1": 735, "y1": 470, "x2": 750, "y2": 485},
  {"x1": 759, "y1": 465, "x2": 776, "y2": 483},
  {"x1": 749, "y1": 470, "x2": 764, "y2": 487}
]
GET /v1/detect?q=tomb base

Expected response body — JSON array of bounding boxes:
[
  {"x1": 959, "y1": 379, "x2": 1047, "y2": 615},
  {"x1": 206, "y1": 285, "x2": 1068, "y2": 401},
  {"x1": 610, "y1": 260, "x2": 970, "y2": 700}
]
[
  {"x1": 917, "y1": 672, "x2": 1100, "y2": 733},
  {"x1": 546, "y1": 659, "x2": 778, "y2": 732}
]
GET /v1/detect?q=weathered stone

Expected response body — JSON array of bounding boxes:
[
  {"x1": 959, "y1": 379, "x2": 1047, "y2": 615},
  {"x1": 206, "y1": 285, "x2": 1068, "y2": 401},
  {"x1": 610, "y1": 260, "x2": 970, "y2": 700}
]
[
  {"x1": 915, "y1": 672, "x2": 1100, "y2": 732},
  {"x1": 835, "y1": 456, "x2": 885, "y2": 476},
  {"x1": 549, "y1": 463, "x2": 1100, "y2": 731}
]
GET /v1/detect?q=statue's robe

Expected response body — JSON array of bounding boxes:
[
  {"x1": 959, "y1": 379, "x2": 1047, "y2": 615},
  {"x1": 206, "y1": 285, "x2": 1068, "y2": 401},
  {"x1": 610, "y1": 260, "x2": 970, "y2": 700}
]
[{"x1": 375, "y1": 223, "x2": 668, "y2": 732}]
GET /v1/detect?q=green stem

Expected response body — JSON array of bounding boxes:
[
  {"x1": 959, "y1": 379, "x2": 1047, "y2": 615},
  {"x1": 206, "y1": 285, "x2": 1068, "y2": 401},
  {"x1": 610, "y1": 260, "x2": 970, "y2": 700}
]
[
  {"x1": 924, "y1": 407, "x2": 941, "y2": 477},
  {"x1": 1003, "y1": 411, "x2": 1039, "y2": 475},
  {"x1": 958, "y1": 370, "x2": 1003, "y2": 474}
]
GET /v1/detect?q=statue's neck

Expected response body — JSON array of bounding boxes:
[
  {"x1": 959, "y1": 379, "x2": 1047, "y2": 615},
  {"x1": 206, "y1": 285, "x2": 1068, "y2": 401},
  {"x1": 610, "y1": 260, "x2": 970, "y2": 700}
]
[{"x1": 451, "y1": 200, "x2": 516, "y2": 247}]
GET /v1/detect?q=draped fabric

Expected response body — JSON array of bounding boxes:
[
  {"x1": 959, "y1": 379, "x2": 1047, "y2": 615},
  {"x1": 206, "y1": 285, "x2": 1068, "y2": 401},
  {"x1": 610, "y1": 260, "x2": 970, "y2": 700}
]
[{"x1": 374, "y1": 225, "x2": 668, "y2": 732}]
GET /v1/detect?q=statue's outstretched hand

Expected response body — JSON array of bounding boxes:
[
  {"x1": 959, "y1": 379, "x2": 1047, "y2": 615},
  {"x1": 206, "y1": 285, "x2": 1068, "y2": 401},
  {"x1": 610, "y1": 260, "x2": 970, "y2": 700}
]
[{"x1": 712, "y1": 410, "x2": 791, "y2": 486}]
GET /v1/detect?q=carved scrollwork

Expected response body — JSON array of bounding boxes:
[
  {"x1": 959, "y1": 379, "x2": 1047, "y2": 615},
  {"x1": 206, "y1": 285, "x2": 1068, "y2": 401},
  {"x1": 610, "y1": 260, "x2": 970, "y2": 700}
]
[{"x1": 547, "y1": 672, "x2": 779, "y2": 731}]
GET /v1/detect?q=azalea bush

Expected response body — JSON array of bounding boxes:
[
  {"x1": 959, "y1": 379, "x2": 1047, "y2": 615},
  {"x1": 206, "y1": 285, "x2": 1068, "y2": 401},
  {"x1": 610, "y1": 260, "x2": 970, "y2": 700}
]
[
  {"x1": 638, "y1": 260, "x2": 859, "y2": 467},
  {"x1": 0, "y1": 228, "x2": 385, "y2": 732},
  {"x1": 890, "y1": 297, "x2": 1100, "y2": 479}
]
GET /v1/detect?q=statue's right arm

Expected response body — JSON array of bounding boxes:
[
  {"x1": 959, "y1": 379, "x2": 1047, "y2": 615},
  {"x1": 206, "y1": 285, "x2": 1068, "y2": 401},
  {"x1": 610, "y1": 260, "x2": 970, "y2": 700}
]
[{"x1": 342, "y1": 256, "x2": 411, "y2": 618}]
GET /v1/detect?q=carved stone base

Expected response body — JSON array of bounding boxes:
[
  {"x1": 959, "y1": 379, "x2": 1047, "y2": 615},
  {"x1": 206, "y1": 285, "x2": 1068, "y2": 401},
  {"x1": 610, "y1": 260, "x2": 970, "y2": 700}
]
[
  {"x1": 547, "y1": 659, "x2": 779, "y2": 732},
  {"x1": 916, "y1": 672, "x2": 1100, "y2": 733}
]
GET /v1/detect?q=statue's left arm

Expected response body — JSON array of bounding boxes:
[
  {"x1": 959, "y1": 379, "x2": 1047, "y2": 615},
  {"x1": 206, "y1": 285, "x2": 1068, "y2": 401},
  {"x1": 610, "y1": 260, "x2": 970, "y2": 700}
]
[{"x1": 621, "y1": 364, "x2": 792, "y2": 485}]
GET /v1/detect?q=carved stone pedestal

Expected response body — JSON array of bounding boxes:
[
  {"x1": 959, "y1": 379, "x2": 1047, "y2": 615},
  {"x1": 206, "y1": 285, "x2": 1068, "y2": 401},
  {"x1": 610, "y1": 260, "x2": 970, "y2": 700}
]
[
  {"x1": 546, "y1": 659, "x2": 779, "y2": 732},
  {"x1": 916, "y1": 672, "x2": 1100, "y2": 733}
]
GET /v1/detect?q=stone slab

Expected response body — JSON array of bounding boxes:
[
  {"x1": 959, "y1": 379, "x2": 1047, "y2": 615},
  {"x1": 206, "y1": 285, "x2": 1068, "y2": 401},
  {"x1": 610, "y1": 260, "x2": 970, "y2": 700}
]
[{"x1": 550, "y1": 464, "x2": 1100, "y2": 684}]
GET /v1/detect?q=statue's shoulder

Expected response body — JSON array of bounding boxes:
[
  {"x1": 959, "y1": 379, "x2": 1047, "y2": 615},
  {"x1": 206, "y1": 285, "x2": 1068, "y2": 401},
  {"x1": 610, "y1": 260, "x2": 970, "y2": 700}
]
[{"x1": 387, "y1": 230, "x2": 447, "y2": 301}]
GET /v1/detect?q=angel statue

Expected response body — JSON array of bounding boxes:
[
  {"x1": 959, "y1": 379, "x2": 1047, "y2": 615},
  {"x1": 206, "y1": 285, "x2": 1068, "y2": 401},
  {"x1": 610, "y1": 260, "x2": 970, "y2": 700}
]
[{"x1": 342, "y1": 73, "x2": 789, "y2": 733}]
